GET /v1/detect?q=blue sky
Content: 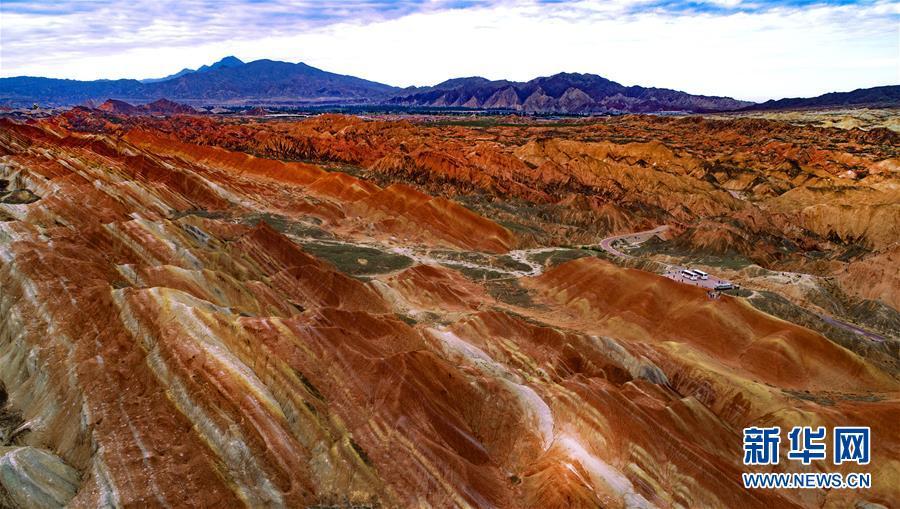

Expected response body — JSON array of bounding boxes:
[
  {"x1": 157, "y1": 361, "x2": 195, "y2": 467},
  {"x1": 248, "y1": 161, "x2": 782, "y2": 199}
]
[{"x1": 1, "y1": 0, "x2": 898, "y2": 100}]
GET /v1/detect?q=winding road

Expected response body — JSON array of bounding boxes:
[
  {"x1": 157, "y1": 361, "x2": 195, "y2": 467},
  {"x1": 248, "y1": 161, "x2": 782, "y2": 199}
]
[
  {"x1": 817, "y1": 312, "x2": 886, "y2": 343},
  {"x1": 288, "y1": 226, "x2": 890, "y2": 344},
  {"x1": 596, "y1": 225, "x2": 670, "y2": 258}
]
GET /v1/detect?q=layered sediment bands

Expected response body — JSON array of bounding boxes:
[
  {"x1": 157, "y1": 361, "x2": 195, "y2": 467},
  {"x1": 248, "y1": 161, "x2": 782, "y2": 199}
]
[
  {"x1": 524, "y1": 258, "x2": 900, "y2": 507},
  {"x1": 78, "y1": 112, "x2": 899, "y2": 273},
  {"x1": 0, "y1": 446, "x2": 80, "y2": 508},
  {"x1": 528, "y1": 258, "x2": 893, "y2": 393},
  {"x1": 767, "y1": 184, "x2": 900, "y2": 251},
  {"x1": 0, "y1": 113, "x2": 897, "y2": 508},
  {"x1": 374, "y1": 264, "x2": 491, "y2": 317},
  {"x1": 839, "y1": 245, "x2": 900, "y2": 310},
  {"x1": 121, "y1": 128, "x2": 514, "y2": 253}
]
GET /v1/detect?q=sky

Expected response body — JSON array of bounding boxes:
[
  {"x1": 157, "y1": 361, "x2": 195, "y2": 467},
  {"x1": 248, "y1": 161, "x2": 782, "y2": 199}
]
[{"x1": 1, "y1": 0, "x2": 898, "y2": 101}]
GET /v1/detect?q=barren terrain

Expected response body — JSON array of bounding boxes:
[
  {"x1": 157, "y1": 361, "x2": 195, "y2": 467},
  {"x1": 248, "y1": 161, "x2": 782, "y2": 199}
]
[{"x1": 0, "y1": 108, "x2": 897, "y2": 508}]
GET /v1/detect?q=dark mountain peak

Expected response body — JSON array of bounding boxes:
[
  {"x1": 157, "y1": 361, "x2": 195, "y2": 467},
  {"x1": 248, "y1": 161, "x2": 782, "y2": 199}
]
[
  {"x1": 542, "y1": 71, "x2": 595, "y2": 79},
  {"x1": 214, "y1": 55, "x2": 244, "y2": 67},
  {"x1": 230, "y1": 59, "x2": 323, "y2": 77},
  {"x1": 128, "y1": 60, "x2": 398, "y2": 104},
  {"x1": 197, "y1": 55, "x2": 245, "y2": 72},
  {"x1": 244, "y1": 59, "x2": 313, "y2": 70},
  {"x1": 141, "y1": 55, "x2": 247, "y2": 83},
  {"x1": 245, "y1": 58, "x2": 280, "y2": 65},
  {"x1": 434, "y1": 77, "x2": 493, "y2": 89},
  {"x1": 533, "y1": 72, "x2": 616, "y2": 83},
  {"x1": 528, "y1": 73, "x2": 623, "y2": 95}
]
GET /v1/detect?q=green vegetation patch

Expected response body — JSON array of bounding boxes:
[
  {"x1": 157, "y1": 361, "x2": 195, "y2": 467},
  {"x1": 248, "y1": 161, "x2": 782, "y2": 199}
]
[
  {"x1": 495, "y1": 255, "x2": 532, "y2": 272},
  {"x1": 318, "y1": 163, "x2": 370, "y2": 179},
  {"x1": 241, "y1": 212, "x2": 331, "y2": 239},
  {"x1": 486, "y1": 279, "x2": 539, "y2": 308},
  {"x1": 171, "y1": 209, "x2": 232, "y2": 220},
  {"x1": 300, "y1": 241, "x2": 413, "y2": 276},
  {"x1": 444, "y1": 264, "x2": 508, "y2": 281},
  {"x1": 431, "y1": 249, "x2": 529, "y2": 273}
]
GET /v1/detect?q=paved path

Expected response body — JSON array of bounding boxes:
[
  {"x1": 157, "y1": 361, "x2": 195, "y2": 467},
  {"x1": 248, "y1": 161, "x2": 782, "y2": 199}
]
[
  {"x1": 595, "y1": 225, "x2": 669, "y2": 259},
  {"x1": 817, "y1": 312, "x2": 886, "y2": 343}
]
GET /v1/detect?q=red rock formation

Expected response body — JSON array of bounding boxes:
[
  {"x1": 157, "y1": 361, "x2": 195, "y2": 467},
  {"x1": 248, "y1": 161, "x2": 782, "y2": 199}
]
[
  {"x1": 94, "y1": 112, "x2": 897, "y2": 304},
  {"x1": 81, "y1": 113, "x2": 894, "y2": 246},
  {"x1": 96, "y1": 99, "x2": 141, "y2": 115},
  {"x1": 0, "y1": 114, "x2": 896, "y2": 508},
  {"x1": 96, "y1": 98, "x2": 197, "y2": 116}
]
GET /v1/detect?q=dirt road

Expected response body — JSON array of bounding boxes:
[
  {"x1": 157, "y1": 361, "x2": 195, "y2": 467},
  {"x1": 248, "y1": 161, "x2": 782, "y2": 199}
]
[{"x1": 596, "y1": 225, "x2": 669, "y2": 258}]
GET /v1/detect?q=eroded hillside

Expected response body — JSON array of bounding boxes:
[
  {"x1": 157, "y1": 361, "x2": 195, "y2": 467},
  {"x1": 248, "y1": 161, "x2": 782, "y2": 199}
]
[
  {"x1": 0, "y1": 111, "x2": 897, "y2": 508},
  {"x1": 63, "y1": 110, "x2": 899, "y2": 323}
]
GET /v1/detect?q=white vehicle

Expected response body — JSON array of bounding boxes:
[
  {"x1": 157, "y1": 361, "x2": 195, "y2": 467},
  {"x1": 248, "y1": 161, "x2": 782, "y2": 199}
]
[
  {"x1": 681, "y1": 269, "x2": 699, "y2": 281},
  {"x1": 693, "y1": 269, "x2": 709, "y2": 280}
]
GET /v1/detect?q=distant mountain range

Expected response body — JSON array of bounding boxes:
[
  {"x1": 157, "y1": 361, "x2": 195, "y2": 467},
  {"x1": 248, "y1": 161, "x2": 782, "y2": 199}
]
[
  {"x1": 742, "y1": 85, "x2": 900, "y2": 111},
  {"x1": 391, "y1": 74, "x2": 752, "y2": 113},
  {"x1": 0, "y1": 57, "x2": 397, "y2": 107},
  {"x1": 1, "y1": 56, "x2": 897, "y2": 113}
]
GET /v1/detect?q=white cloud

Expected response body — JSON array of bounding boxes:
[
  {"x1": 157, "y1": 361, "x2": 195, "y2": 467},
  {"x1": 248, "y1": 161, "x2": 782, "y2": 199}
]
[{"x1": 1, "y1": 0, "x2": 898, "y2": 101}]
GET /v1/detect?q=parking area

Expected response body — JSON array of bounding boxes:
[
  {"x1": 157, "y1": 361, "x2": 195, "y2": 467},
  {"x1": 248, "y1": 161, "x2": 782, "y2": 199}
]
[{"x1": 663, "y1": 267, "x2": 733, "y2": 291}]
